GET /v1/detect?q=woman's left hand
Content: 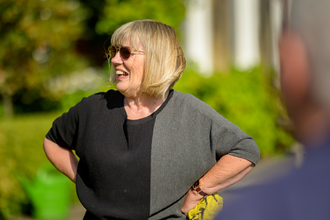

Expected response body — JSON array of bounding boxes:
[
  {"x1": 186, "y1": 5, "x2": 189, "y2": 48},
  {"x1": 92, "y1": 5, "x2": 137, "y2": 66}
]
[{"x1": 181, "y1": 188, "x2": 204, "y2": 215}]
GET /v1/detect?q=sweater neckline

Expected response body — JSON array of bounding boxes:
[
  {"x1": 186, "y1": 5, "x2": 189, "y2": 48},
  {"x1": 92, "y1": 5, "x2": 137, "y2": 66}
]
[{"x1": 121, "y1": 90, "x2": 174, "y2": 122}]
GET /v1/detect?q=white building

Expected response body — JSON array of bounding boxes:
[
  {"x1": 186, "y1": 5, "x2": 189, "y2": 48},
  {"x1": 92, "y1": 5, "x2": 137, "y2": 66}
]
[{"x1": 184, "y1": 0, "x2": 285, "y2": 74}]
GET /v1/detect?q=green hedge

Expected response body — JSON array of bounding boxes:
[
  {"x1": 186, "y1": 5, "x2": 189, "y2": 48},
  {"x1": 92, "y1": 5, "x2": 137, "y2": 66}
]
[
  {"x1": 0, "y1": 113, "x2": 77, "y2": 219},
  {"x1": 174, "y1": 67, "x2": 294, "y2": 156}
]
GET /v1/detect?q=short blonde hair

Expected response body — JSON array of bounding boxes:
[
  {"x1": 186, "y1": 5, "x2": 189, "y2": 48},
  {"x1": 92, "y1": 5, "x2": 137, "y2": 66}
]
[{"x1": 107, "y1": 19, "x2": 186, "y2": 99}]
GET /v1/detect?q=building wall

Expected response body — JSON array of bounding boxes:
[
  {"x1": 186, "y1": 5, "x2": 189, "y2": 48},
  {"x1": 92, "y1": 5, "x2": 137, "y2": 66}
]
[
  {"x1": 184, "y1": 0, "x2": 214, "y2": 74},
  {"x1": 184, "y1": 0, "x2": 284, "y2": 74}
]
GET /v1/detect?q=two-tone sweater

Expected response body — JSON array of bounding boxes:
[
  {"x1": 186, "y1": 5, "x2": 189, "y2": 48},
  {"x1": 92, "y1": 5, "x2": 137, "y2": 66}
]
[{"x1": 46, "y1": 89, "x2": 260, "y2": 219}]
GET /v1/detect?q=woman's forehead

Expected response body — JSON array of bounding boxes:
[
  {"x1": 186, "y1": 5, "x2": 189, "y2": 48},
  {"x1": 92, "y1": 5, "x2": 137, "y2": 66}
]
[
  {"x1": 123, "y1": 38, "x2": 144, "y2": 50},
  {"x1": 113, "y1": 34, "x2": 142, "y2": 48}
]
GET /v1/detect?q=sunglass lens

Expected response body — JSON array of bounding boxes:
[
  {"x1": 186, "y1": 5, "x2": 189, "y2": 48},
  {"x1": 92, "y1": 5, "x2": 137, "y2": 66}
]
[
  {"x1": 120, "y1": 47, "x2": 131, "y2": 59},
  {"x1": 109, "y1": 46, "x2": 117, "y2": 58}
]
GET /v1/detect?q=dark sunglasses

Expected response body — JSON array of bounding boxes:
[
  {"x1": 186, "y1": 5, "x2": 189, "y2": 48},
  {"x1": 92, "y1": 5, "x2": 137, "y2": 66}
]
[{"x1": 108, "y1": 45, "x2": 145, "y2": 59}]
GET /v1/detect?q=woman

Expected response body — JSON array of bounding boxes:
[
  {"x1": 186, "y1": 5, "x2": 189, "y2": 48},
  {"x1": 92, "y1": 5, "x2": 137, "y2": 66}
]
[{"x1": 44, "y1": 19, "x2": 260, "y2": 219}]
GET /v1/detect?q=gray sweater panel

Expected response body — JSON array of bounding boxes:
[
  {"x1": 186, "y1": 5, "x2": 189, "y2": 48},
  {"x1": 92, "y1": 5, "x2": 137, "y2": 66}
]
[{"x1": 149, "y1": 90, "x2": 260, "y2": 218}]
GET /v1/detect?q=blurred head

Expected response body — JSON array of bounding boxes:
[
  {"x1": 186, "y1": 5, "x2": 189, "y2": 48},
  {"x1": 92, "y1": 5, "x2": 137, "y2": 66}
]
[
  {"x1": 279, "y1": 0, "x2": 330, "y2": 142},
  {"x1": 108, "y1": 19, "x2": 186, "y2": 99}
]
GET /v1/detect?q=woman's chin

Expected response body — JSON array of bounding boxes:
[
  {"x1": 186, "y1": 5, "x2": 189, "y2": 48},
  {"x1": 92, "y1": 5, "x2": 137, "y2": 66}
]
[
  {"x1": 116, "y1": 82, "x2": 128, "y2": 92},
  {"x1": 116, "y1": 86, "x2": 131, "y2": 97}
]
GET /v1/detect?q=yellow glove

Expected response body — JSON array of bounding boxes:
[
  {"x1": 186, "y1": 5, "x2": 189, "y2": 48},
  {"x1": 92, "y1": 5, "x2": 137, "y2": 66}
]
[{"x1": 187, "y1": 193, "x2": 223, "y2": 220}]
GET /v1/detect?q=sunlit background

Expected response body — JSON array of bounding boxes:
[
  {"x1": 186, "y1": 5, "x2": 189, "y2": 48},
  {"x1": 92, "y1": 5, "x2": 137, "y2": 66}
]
[{"x1": 0, "y1": 0, "x2": 297, "y2": 219}]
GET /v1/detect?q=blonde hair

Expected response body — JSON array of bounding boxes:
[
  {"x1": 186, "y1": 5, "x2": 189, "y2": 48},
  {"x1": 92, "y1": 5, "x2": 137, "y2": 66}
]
[{"x1": 107, "y1": 19, "x2": 186, "y2": 99}]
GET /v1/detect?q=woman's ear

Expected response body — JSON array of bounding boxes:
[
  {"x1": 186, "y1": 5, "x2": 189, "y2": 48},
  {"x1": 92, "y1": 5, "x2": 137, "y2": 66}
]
[{"x1": 279, "y1": 29, "x2": 312, "y2": 116}]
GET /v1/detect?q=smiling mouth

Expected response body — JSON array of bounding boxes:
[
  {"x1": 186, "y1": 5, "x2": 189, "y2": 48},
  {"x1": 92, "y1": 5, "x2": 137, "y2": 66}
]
[{"x1": 116, "y1": 70, "x2": 128, "y2": 77}]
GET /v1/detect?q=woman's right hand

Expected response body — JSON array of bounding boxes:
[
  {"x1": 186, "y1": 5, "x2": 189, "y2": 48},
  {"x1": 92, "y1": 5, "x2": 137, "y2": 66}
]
[{"x1": 181, "y1": 188, "x2": 204, "y2": 215}]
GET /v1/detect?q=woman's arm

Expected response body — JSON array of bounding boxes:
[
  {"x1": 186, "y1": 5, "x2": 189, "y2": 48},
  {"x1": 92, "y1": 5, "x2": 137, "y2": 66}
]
[
  {"x1": 181, "y1": 154, "x2": 254, "y2": 214},
  {"x1": 43, "y1": 137, "x2": 78, "y2": 183}
]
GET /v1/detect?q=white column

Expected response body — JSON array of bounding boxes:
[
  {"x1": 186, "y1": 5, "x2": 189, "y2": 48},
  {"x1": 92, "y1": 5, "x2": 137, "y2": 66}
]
[
  {"x1": 185, "y1": 0, "x2": 213, "y2": 74},
  {"x1": 271, "y1": 0, "x2": 284, "y2": 74},
  {"x1": 233, "y1": 0, "x2": 260, "y2": 69}
]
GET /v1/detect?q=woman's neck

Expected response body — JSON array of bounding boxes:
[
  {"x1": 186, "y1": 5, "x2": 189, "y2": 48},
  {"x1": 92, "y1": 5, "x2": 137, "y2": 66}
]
[{"x1": 124, "y1": 92, "x2": 168, "y2": 120}]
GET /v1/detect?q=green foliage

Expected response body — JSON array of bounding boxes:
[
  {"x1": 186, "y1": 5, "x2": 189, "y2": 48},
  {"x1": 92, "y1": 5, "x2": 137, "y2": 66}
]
[
  {"x1": 0, "y1": 0, "x2": 90, "y2": 117},
  {"x1": 96, "y1": 0, "x2": 186, "y2": 36},
  {"x1": 174, "y1": 67, "x2": 294, "y2": 156},
  {"x1": 59, "y1": 90, "x2": 98, "y2": 112},
  {"x1": 0, "y1": 113, "x2": 76, "y2": 218}
]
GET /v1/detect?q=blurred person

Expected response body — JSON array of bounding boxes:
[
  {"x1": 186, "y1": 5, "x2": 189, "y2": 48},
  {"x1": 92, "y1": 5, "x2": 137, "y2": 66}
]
[
  {"x1": 43, "y1": 19, "x2": 260, "y2": 219},
  {"x1": 215, "y1": 0, "x2": 330, "y2": 219}
]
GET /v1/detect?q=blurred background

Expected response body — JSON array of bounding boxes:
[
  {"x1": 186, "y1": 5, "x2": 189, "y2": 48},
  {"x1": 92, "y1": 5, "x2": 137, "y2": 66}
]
[{"x1": 0, "y1": 0, "x2": 296, "y2": 219}]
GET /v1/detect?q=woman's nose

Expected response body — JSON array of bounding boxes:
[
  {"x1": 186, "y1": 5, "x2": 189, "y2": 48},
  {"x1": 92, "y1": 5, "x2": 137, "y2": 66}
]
[{"x1": 111, "y1": 51, "x2": 122, "y2": 64}]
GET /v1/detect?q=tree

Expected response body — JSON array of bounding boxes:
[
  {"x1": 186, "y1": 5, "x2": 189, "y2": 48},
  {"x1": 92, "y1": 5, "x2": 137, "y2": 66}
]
[
  {"x1": 96, "y1": 0, "x2": 186, "y2": 35},
  {"x1": 76, "y1": 0, "x2": 187, "y2": 65},
  {"x1": 0, "y1": 0, "x2": 89, "y2": 118}
]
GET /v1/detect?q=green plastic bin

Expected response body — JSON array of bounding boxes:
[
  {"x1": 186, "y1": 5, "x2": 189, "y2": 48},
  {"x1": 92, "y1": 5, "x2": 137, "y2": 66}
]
[{"x1": 20, "y1": 164, "x2": 71, "y2": 219}]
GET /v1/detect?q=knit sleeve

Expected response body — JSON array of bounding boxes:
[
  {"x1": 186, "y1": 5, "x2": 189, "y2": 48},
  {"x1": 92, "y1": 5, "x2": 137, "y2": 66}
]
[
  {"x1": 211, "y1": 116, "x2": 260, "y2": 165},
  {"x1": 45, "y1": 98, "x2": 86, "y2": 150},
  {"x1": 181, "y1": 92, "x2": 260, "y2": 165}
]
